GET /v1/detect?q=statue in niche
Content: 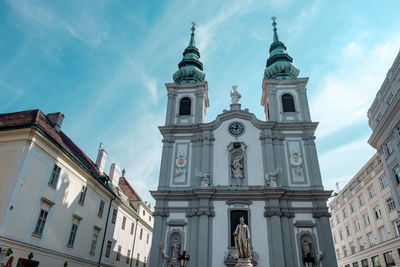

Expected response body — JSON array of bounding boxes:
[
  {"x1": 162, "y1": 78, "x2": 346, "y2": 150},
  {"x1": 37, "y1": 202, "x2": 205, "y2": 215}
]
[
  {"x1": 230, "y1": 85, "x2": 242, "y2": 104},
  {"x1": 198, "y1": 172, "x2": 210, "y2": 187},
  {"x1": 228, "y1": 142, "x2": 247, "y2": 182},
  {"x1": 170, "y1": 237, "x2": 181, "y2": 264},
  {"x1": 233, "y1": 217, "x2": 251, "y2": 259},
  {"x1": 265, "y1": 168, "x2": 280, "y2": 187},
  {"x1": 301, "y1": 235, "x2": 315, "y2": 267}
]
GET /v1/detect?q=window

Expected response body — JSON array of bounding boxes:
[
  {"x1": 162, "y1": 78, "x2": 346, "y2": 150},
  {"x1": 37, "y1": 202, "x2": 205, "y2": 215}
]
[
  {"x1": 384, "y1": 251, "x2": 395, "y2": 266},
  {"x1": 339, "y1": 230, "x2": 343, "y2": 240},
  {"x1": 78, "y1": 185, "x2": 87, "y2": 205},
  {"x1": 143, "y1": 256, "x2": 147, "y2": 267},
  {"x1": 374, "y1": 206, "x2": 382, "y2": 219},
  {"x1": 67, "y1": 221, "x2": 79, "y2": 247},
  {"x1": 179, "y1": 97, "x2": 191, "y2": 115},
  {"x1": 361, "y1": 259, "x2": 368, "y2": 267},
  {"x1": 33, "y1": 209, "x2": 49, "y2": 236},
  {"x1": 143, "y1": 210, "x2": 145, "y2": 216},
  {"x1": 387, "y1": 197, "x2": 396, "y2": 212},
  {"x1": 122, "y1": 216, "x2": 126, "y2": 230},
  {"x1": 363, "y1": 213, "x2": 370, "y2": 225},
  {"x1": 359, "y1": 194, "x2": 365, "y2": 206},
  {"x1": 116, "y1": 245, "x2": 121, "y2": 261},
  {"x1": 337, "y1": 215, "x2": 341, "y2": 224},
  {"x1": 112, "y1": 209, "x2": 117, "y2": 224},
  {"x1": 393, "y1": 166, "x2": 400, "y2": 184},
  {"x1": 149, "y1": 216, "x2": 151, "y2": 222},
  {"x1": 343, "y1": 208, "x2": 348, "y2": 218},
  {"x1": 105, "y1": 241, "x2": 112, "y2": 258},
  {"x1": 331, "y1": 219, "x2": 335, "y2": 228},
  {"x1": 387, "y1": 142, "x2": 393, "y2": 156},
  {"x1": 131, "y1": 222, "x2": 135, "y2": 235},
  {"x1": 379, "y1": 176, "x2": 389, "y2": 189},
  {"x1": 367, "y1": 232, "x2": 375, "y2": 246},
  {"x1": 379, "y1": 226, "x2": 387, "y2": 242},
  {"x1": 387, "y1": 94, "x2": 394, "y2": 105},
  {"x1": 336, "y1": 249, "x2": 341, "y2": 260},
  {"x1": 369, "y1": 185, "x2": 376, "y2": 198},
  {"x1": 48, "y1": 165, "x2": 61, "y2": 187},
  {"x1": 333, "y1": 234, "x2": 337, "y2": 243},
  {"x1": 353, "y1": 262, "x2": 359, "y2": 267},
  {"x1": 358, "y1": 174, "x2": 365, "y2": 183},
  {"x1": 354, "y1": 220, "x2": 360, "y2": 231},
  {"x1": 393, "y1": 221, "x2": 400, "y2": 237},
  {"x1": 98, "y1": 200, "x2": 105, "y2": 218},
  {"x1": 89, "y1": 228, "x2": 100, "y2": 255},
  {"x1": 371, "y1": 255, "x2": 381, "y2": 267},
  {"x1": 343, "y1": 246, "x2": 348, "y2": 257},
  {"x1": 350, "y1": 241, "x2": 355, "y2": 254},
  {"x1": 350, "y1": 182, "x2": 357, "y2": 191},
  {"x1": 350, "y1": 202, "x2": 356, "y2": 213},
  {"x1": 346, "y1": 225, "x2": 352, "y2": 236},
  {"x1": 343, "y1": 189, "x2": 349, "y2": 198},
  {"x1": 282, "y1": 94, "x2": 295, "y2": 112},
  {"x1": 139, "y1": 228, "x2": 143, "y2": 240},
  {"x1": 136, "y1": 253, "x2": 140, "y2": 266},
  {"x1": 126, "y1": 250, "x2": 131, "y2": 264},
  {"x1": 146, "y1": 233, "x2": 150, "y2": 244},
  {"x1": 358, "y1": 237, "x2": 365, "y2": 251}
]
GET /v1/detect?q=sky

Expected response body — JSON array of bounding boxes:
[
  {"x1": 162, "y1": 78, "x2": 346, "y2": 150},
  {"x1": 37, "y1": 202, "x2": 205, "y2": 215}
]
[{"x1": 1, "y1": 0, "x2": 400, "y2": 204}]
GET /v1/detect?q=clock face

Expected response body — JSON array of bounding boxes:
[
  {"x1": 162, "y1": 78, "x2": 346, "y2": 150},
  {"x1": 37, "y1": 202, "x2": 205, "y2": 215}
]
[{"x1": 228, "y1": 122, "x2": 245, "y2": 136}]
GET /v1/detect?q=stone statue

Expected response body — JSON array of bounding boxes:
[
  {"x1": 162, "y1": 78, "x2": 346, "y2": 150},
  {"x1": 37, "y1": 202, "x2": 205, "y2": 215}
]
[
  {"x1": 302, "y1": 240, "x2": 315, "y2": 267},
  {"x1": 233, "y1": 217, "x2": 251, "y2": 259},
  {"x1": 232, "y1": 150, "x2": 244, "y2": 179},
  {"x1": 230, "y1": 85, "x2": 242, "y2": 104},
  {"x1": 265, "y1": 168, "x2": 280, "y2": 187},
  {"x1": 171, "y1": 237, "x2": 181, "y2": 263},
  {"x1": 198, "y1": 172, "x2": 210, "y2": 187}
]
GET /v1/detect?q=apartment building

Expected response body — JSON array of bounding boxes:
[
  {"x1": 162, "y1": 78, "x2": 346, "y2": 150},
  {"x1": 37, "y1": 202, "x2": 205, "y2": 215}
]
[
  {"x1": 329, "y1": 153, "x2": 400, "y2": 267},
  {"x1": 0, "y1": 109, "x2": 153, "y2": 267}
]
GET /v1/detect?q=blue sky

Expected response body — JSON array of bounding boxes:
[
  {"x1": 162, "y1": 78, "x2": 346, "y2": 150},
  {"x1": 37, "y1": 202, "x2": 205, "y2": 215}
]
[{"x1": 1, "y1": 0, "x2": 400, "y2": 203}]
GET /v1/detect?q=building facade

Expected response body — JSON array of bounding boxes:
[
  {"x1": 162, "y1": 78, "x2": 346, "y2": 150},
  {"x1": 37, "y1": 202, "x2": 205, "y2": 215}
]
[
  {"x1": 0, "y1": 110, "x2": 153, "y2": 267},
  {"x1": 149, "y1": 21, "x2": 336, "y2": 267},
  {"x1": 368, "y1": 50, "x2": 400, "y2": 228},
  {"x1": 329, "y1": 153, "x2": 400, "y2": 267}
]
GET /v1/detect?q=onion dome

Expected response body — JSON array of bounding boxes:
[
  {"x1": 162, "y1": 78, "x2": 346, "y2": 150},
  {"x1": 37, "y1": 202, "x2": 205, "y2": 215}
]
[
  {"x1": 264, "y1": 17, "x2": 299, "y2": 80},
  {"x1": 173, "y1": 23, "x2": 206, "y2": 83}
]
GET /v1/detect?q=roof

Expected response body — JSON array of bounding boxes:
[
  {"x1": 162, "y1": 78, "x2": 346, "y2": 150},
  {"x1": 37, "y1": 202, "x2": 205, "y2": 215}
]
[
  {"x1": 0, "y1": 109, "x2": 103, "y2": 178},
  {"x1": 119, "y1": 176, "x2": 142, "y2": 201}
]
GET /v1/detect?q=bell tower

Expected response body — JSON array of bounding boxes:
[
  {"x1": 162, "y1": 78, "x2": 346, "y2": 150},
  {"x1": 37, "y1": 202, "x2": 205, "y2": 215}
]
[
  {"x1": 164, "y1": 22, "x2": 209, "y2": 126},
  {"x1": 261, "y1": 17, "x2": 312, "y2": 123}
]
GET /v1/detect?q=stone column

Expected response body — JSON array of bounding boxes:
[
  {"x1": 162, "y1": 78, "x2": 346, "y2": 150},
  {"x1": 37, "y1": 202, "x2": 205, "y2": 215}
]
[
  {"x1": 148, "y1": 203, "x2": 169, "y2": 267},
  {"x1": 195, "y1": 191, "x2": 214, "y2": 267},
  {"x1": 303, "y1": 136, "x2": 323, "y2": 189},
  {"x1": 314, "y1": 209, "x2": 337, "y2": 267},
  {"x1": 265, "y1": 199, "x2": 285, "y2": 266},
  {"x1": 158, "y1": 137, "x2": 174, "y2": 190}
]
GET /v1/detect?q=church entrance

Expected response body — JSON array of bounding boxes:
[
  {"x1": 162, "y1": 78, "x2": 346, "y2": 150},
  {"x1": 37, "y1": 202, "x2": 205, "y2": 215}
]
[{"x1": 16, "y1": 258, "x2": 39, "y2": 267}]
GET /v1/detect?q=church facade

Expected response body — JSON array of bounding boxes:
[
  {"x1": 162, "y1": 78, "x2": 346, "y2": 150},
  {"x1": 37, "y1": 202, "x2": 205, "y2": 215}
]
[{"x1": 149, "y1": 21, "x2": 337, "y2": 267}]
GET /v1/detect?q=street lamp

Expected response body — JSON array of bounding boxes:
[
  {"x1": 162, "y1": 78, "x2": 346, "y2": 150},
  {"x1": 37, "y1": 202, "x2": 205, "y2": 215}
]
[{"x1": 178, "y1": 250, "x2": 190, "y2": 267}]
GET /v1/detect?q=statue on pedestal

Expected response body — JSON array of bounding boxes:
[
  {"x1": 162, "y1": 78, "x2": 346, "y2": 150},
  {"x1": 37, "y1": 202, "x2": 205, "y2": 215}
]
[
  {"x1": 233, "y1": 217, "x2": 253, "y2": 267},
  {"x1": 230, "y1": 85, "x2": 242, "y2": 104}
]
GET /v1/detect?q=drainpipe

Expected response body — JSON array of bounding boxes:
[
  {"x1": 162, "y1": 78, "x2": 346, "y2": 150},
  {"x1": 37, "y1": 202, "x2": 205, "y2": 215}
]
[
  {"x1": 98, "y1": 194, "x2": 117, "y2": 267},
  {"x1": 129, "y1": 217, "x2": 139, "y2": 267}
]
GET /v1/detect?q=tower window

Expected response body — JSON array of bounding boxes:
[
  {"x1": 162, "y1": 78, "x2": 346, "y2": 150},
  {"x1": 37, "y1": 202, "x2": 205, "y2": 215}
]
[
  {"x1": 179, "y1": 97, "x2": 191, "y2": 115},
  {"x1": 282, "y1": 93, "x2": 295, "y2": 112}
]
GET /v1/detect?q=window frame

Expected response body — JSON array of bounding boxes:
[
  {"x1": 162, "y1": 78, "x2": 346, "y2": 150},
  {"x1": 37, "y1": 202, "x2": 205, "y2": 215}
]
[
  {"x1": 48, "y1": 165, "x2": 61, "y2": 188},
  {"x1": 178, "y1": 97, "x2": 192, "y2": 116},
  {"x1": 281, "y1": 93, "x2": 296, "y2": 112}
]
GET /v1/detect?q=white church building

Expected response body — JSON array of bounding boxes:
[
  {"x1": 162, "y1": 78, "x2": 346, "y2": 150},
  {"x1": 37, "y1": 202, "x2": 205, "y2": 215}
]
[{"x1": 148, "y1": 20, "x2": 337, "y2": 267}]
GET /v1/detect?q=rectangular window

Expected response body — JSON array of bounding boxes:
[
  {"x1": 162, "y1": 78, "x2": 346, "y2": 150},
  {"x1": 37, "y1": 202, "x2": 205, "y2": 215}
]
[
  {"x1": 333, "y1": 234, "x2": 337, "y2": 243},
  {"x1": 89, "y1": 228, "x2": 100, "y2": 255},
  {"x1": 353, "y1": 262, "x2": 359, "y2": 267},
  {"x1": 67, "y1": 223, "x2": 79, "y2": 247},
  {"x1": 361, "y1": 259, "x2": 368, "y2": 267},
  {"x1": 112, "y1": 209, "x2": 117, "y2": 224},
  {"x1": 339, "y1": 230, "x2": 343, "y2": 240},
  {"x1": 78, "y1": 185, "x2": 87, "y2": 205},
  {"x1": 343, "y1": 189, "x2": 349, "y2": 198},
  {"x1": 343, "y1": 246, "x2": 348, "y2": 257},
  {"x1": 350, "y1": 202, "x2": 356, "y2": 213},
  {"x1": 337, "y1": 215, "x2": 341, "y2": 224},
  {"x1": 331, "y1": 219, "x2": 335, "y2": 228},
  {"x1": 350, "y1": 241, "x2": 355, "y2": 254},
  {"x1": 48, "y1": 165, "x2": 61, "y2": 187},
  {"x1": 350, "y1": 182, "x2": 357, "y2": 191},
  {"x1": 369, "y1": 185, "x2": 376, "y2": 198},
  {"x1": 33, "y1": 209, "x2": 49, "y2": 236},
  {"x1": 126, "y1": 250, "x2": 131, "y2": 264},
  {"x1": 393, "y1": 166, "x2": 400, "y2": 184},
  {"x1": 105, "y1": 241, "x2": 112, "y2": 258},
  {"x1": 131, "y1": 222, "x2": 135, "y2": 235},
  {"x1": 387, "y1": 197, "x2": 396, "y2": 212},
  {"x1": 346, "y1": 225, "x2": 352, "y2": 236},
  {"x1": 98, "y1": 200, "x2": 105, "y2": 218},
  {"x1": 116, "y1": 245, "x2": 121, "y2": 261},
  {"x1": 146, "y1": 233, "x2": 150, "y2": 244},
  {"x1": 139, "y1": 228, "x2": 143, "y2": 240},
  {"x1": 136, "y1": 253, "x2": 140, "y2": 266},
  {"x1": 354, "y1": 220, "x2": 360, "y2": 231},
  {"x1": 379, "y1": 226, "x2": 387, "y2": 242},
  {"x1": 387, "y1": 94, "x2": 394, "y2": 105},
  {"x1": 387, "y1": 142, "x2": 393, "y2": 156},
  {"x1": 336, "y1": 249, "x2": 341, "y2": 260},
  {"x1": 374, "y1": 206, "x2": 382, "y2": 219},
  {"x1": 371, "y1": 255, "x2": 381, "y2": 267},
  {"x1": 359, "y1": 194, "x2": 365, "y2": 206},
  {"x1": 363, "y1": 213, "x2": 370, "y2": 225},
  {"x1": 122, "y1": 216, "x2": 126, "y2": 230},
  {"x1": 358, "y1": 174, "x2": 365, "y2": 183},
  {"x1": 358, "y1": 237, "x2": 365, "y2": 251},
  {"x1": 379, "y1": 176, "x2": 389, "y2": 189},
  {"x1": 368, "y1": 232, "x2": 375, "y2": 246},
  {"x1": 144, "y1": 256, "x2": 147, "y2": 267},
  {"x1": 384, "y1": 251, "x2": 396, "y2": 266},
  {"x1": 343, "y1": 208, "x2": 348, "y2": 218}
]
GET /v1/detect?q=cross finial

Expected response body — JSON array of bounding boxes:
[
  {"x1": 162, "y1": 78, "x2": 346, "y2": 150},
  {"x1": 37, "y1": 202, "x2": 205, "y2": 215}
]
[
  {"x1": 191, "y1": 21, "x2": 196, "y2": 32},
  {"x1": 122, "y1": 168, "x2": 126, "y2": 177},
  {"x1": 271, "y1": 16, "x2": 277, "y2": 30}
]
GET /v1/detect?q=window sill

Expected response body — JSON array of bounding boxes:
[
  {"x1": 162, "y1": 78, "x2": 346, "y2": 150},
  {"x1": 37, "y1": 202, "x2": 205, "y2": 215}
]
[
  {"x1": 66, "y1": 244, "x2": 74, "y2": 248},
  {"x1": 97, "y1": 214, "x2": 103, "y2": 219},
  {"x1": 32, "y1": 233, "x2": 42, "y2": 239},
  {"x1": 77, "y1": 201, "x2": 84, "y2": 206},
  {"x1": 47, "y1": 183, "x2": 56, "y2": 189},
  {"x1": 89, "y1": 252, "x2": 95, "y2": 256}
]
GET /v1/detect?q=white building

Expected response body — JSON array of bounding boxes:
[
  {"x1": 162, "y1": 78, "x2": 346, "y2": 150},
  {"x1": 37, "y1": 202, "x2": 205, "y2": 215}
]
[
  {"x1": 329, "y1": 153, "x2": 400, "y2": 267},
  {"x1": 0, "y1": 109, "x2": 153, "y2": 267}
]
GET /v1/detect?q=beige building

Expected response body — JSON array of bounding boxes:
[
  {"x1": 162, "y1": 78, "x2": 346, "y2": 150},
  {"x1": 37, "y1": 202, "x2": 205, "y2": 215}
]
[
  {"x1": 329, "y1": 153, "x2": 400, "y2": 267},
  {"x1": 0, "y1": 109, "x2": 153, "y2": 267}
]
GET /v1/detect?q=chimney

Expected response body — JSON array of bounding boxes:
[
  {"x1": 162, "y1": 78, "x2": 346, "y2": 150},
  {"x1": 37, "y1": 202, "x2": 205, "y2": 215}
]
[
  {"x1": 109, "y1": 163, "x2": 121, "y2": 186},
  {"x1": 47, "y1": 112, "x2": 65, "y2": 132},
  {"x1": 95, "y1": 144, "x2": 108, "y2": 174}
]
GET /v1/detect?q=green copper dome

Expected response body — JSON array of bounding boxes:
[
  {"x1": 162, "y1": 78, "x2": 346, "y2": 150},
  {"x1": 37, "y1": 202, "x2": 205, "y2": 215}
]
[
  {"x1": 264, "y1": 18, "x2": 299, "y2": 80},
  {"x1": 173, "y1": 24, "x2": 206, "y2": 84}
]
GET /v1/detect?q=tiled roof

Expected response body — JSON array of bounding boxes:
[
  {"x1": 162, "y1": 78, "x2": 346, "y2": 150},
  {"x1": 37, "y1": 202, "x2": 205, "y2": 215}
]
[{"x1": 119, "y1": 176, "x2": 142, "y2": 201}]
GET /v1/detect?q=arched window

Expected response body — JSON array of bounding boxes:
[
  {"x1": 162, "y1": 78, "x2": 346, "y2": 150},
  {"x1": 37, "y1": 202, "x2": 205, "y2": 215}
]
[
  {"x1": 282, "y1": 93, "x2": 295, "y2": 112},
  {"x1": 179, "y1": 97, "x2": 191, "y2": 115}
]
